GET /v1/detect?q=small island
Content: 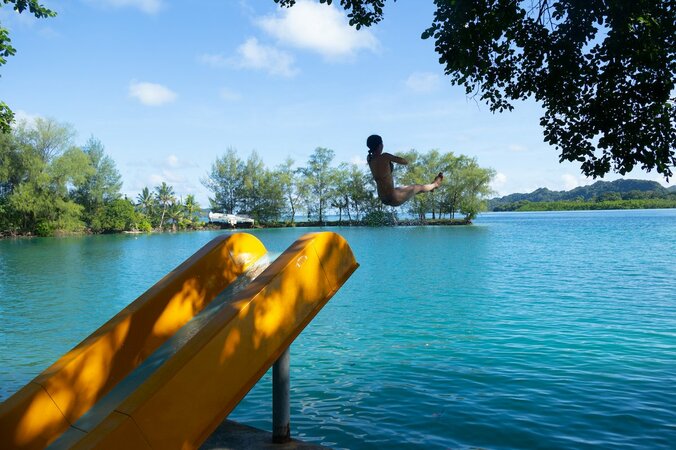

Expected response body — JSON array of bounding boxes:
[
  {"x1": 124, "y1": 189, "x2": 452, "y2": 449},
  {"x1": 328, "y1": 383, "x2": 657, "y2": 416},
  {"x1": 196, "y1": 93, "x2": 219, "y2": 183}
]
[{"x1": 489, "y1": 179, "x2": 676, "y2": 212}]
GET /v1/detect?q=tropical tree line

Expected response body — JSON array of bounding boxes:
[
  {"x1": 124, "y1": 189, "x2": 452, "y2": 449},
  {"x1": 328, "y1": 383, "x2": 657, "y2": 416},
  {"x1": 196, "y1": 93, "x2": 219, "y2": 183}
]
[
  {"x1": 495, "y1": 197, "x2": 676, "y2": 212},
  {"x1": 202, "y1": 146, "x2": 495, "y2": 224},
  {"x1": 0, "y1": 118, "x2": 201, "y2": 236},
  {"x1": 134, "y1": 184, "x2": 202, "y2": 232},
  {"x1": 1, "y1": 117, "x2": 494, "y2": 236},
  {"x1": 493, "y1": 191, "x2": 676, "y2": 212}
]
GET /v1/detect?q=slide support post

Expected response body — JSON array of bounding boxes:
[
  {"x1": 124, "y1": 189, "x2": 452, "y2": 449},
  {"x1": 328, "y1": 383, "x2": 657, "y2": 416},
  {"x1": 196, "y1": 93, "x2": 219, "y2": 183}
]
[{"x1": 272, "y1": 347, "x2": 291, "y2": 443}]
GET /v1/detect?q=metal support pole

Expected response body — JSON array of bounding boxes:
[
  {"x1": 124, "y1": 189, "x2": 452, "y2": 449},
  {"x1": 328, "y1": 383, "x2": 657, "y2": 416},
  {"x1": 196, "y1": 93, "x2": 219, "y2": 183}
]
[{"x1": 272, "y1": 347, "x2": 291, "y2": 443}]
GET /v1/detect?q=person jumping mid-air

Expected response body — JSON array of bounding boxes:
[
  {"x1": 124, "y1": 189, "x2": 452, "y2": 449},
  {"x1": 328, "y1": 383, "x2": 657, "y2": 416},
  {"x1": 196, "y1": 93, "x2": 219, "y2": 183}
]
[{"x1": 366, "y1": 134, "x2": 443, "y2": 207}]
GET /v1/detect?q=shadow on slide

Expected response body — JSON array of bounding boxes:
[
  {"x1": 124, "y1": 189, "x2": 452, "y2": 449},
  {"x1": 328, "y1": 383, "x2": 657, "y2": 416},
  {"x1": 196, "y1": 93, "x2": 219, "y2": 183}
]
[{"x1": 0, "y1": 232, "x2": 358, "y2": 449}]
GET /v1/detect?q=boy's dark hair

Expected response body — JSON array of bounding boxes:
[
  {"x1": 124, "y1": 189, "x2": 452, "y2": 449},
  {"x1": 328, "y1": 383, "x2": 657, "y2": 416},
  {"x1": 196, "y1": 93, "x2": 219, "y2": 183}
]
[
  {"x1": 366, "y1": 134, "x2": 382, "y2": 151},
  {"x1": 366, "y1": 134, "x2": 382, "y2": 163}
]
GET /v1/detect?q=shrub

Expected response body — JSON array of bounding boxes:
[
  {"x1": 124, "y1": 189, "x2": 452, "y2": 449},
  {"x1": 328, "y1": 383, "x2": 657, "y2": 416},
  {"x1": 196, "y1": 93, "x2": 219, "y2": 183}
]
[
  {"x1": 91, "y1": 199, "x2": 140, "y2": 233},
  {"x1": 362, "y1": 210, "x2": 396, "y2": 227}
]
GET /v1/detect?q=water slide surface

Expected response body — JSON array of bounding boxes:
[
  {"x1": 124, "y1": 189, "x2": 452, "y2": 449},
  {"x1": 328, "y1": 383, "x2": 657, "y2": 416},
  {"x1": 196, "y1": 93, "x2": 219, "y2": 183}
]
[{"x1": 1, "y1": 231, "x2": 358, "y2": 449}]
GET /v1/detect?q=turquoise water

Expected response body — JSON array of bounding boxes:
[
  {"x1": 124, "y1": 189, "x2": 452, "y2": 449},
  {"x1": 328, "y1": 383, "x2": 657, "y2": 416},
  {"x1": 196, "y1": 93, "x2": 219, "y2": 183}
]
[{"x1": 1, "y1": 210, "x2": 675, "y2": 449}]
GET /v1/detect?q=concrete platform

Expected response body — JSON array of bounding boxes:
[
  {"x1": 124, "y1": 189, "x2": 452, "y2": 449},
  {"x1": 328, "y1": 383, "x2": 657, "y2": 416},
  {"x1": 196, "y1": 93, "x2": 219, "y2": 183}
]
[{"x1": 201, "y1": 420, "x2": 330, "y2": 450}]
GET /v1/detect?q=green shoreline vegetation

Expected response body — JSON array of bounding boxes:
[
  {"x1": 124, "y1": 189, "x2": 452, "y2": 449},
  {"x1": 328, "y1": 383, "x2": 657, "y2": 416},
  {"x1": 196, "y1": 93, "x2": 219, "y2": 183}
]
[
  {"x1": 493, "y1": 198, "x2": 676, "y2": 212},
  {"x1": 490, "y1": 181, "x2": 676, "y2": 212},
  {"x1": 1, "y1": 118, "x2": 493, "y2": 238}
]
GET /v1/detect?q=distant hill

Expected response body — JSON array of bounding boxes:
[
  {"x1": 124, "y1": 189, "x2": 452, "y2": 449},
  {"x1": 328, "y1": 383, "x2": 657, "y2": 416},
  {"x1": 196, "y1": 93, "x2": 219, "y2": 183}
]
[{"x1": 489, "y1": 179, "x2": 672, "y2": 210}]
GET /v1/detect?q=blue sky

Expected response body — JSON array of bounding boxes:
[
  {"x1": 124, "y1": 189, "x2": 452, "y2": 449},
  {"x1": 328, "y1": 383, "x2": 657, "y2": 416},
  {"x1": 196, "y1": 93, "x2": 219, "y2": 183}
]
[{"x1": 3, "y1": 0, "x2": 673, "y2": 205}]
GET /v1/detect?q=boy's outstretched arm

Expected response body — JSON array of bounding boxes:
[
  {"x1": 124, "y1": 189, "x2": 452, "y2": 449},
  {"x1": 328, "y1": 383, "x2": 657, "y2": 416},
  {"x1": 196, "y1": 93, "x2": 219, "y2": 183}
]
[{"x1": 385, "y1": 153, "x2": 409, "y2": 165}]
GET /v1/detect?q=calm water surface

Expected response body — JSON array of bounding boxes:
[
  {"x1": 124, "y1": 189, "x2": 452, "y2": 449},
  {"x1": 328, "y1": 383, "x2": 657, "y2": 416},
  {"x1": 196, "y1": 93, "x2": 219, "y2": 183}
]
[{"x1": 1, "y1": 210, "x2": 675, "y2": 449}]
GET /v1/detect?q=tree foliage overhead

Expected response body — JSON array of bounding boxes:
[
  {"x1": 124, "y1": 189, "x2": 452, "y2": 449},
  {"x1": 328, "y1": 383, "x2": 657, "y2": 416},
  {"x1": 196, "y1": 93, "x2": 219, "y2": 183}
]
[
  {"x1": 275, "y1": 0, "x2": 389, "y2": 28},
  {"x1": 275, "y1": 0, "x2": 676, "y2": 179},
  {"x1": 0, "y1": 1, "x2": 56, "y2": 133}
]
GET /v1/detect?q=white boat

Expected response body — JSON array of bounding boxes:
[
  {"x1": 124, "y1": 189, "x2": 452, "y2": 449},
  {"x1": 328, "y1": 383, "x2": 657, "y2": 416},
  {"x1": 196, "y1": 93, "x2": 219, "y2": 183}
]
[{"x1": 208, "y1": 212, "x2": 255, "y2": 227}]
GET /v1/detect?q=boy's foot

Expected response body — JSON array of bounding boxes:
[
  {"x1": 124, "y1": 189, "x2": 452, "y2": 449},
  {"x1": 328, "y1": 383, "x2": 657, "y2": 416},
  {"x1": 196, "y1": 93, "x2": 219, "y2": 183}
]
[{"x1": 429, "y1": 172, "x2": 443, "y2": 192}]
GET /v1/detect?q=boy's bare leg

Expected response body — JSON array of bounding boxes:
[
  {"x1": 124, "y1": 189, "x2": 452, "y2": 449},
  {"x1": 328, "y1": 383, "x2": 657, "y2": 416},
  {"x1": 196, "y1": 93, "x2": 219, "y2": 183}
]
[
  {"x1": 414, "y1": 172, "x2": 444, "y2": 194},
  {"x1": 390, "y1": 173, "x2": 444, "y2": 205}
]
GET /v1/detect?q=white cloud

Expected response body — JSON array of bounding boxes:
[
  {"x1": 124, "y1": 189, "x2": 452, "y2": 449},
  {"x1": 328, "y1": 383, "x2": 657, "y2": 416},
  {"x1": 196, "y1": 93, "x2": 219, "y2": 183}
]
[
  {"x1": 163, "y1": 154, "x2": 198, "y2": 170},
  {"x1": 127, "y1": 155, "x2": 197, "y2": 171},
  {"x1": 561, "y1": 173, "x2": 583, "y2": 190},
  {"x1": 12, "y1": 110, "x2": 42, "y2": 127},
  {"x1": 166, "y1": 155, "x2": 179, "y2": 168},
  {"x1": 491, "y1": 172, "x2": 508, "y2": 194},
  {"x1": 128, "y1": 81, "x2": 177, "y2": 106},
  {"x1": 219, "y1": 88, "x2": 242, "y2": 101},
  {"x1": 405, "y1": 72, "x2": 441, "y2": 93},
  {"x1": 350, "y1": 155, "x2": 367, "y2": 166},
  {"x1": 232, "y1": 38, "x2": 298, "y2": 77},
  {"x1": 257, "y1": 0, "x2": 378, "y2": 59},
  {"x1": 508, "y1": 144, "x2": 527, "y2": 152},
  {"x1": 90, "y1": 0, "x2": 163, "y2": 14},
  {"x1": 198, "y1": 53, "x2": 228, "y2": 68},
  {"x1": 124, "y1": 155, "x2": 205, "y2": 204},
  {"x1": 201, "y1": 46, "x2": 296, "y2": 78},
  {"x1": 149, "y1": 170, "x2": 185, "y2": 185},
  {"x1": 148, "y1": 173, "x2": 164, "y2": 185},
  {"x1": 493, "y1": 172, "x2": 507, "y2": 186}
]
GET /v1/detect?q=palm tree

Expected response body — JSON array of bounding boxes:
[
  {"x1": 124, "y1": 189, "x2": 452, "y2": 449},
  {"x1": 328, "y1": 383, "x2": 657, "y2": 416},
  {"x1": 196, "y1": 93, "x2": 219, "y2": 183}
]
[
  {"x1": 167, "y1": 201, "x2": 184, "y2": 231},
  {"x1": 155, "y1": 182, "x2": 175, "y2": 229},
  {"x1": 183, "y1": 194, "x2": 200, "y2": 226},
  {"x1": 136, "y1": 187, "x2": 154, "y2": 217}
]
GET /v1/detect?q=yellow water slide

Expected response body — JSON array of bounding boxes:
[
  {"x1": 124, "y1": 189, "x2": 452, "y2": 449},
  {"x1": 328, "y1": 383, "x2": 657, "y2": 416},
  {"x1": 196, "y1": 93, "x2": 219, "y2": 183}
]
[{"x1": 0, "y1": 231, "x2": 358, "y2": 450}]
